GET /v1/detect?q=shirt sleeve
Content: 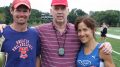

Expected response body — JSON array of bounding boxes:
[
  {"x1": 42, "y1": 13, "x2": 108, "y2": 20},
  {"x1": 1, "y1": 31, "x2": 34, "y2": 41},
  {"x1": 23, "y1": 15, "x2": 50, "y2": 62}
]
[
  {"x1": 30, "y1": 27, "x2": 41, "y2": 56},
  {"x1": 36, "y1": 36, "x2": 41, "y2": 56}
]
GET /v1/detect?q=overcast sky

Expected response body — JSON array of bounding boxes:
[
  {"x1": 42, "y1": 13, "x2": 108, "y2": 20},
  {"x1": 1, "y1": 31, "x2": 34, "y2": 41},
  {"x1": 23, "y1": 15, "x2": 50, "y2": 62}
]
[{"x1": 0, "y1": 0, "x2": 120, "y2": 13}]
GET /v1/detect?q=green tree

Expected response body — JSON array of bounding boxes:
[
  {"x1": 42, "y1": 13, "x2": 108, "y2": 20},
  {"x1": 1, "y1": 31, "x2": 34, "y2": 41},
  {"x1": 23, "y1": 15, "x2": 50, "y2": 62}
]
[
  {"x1": 29, "y1": 9, "x2": 42, "y2": 24},
  {"x1": 90, "y1": 10, "x2": 120, "y2": 27},
  {"x1": 4, "y1": 6, "x2": 12, "y2": 24},
  {"x1": 68, "y1": 8, "x2": 87, "y2": 24}
]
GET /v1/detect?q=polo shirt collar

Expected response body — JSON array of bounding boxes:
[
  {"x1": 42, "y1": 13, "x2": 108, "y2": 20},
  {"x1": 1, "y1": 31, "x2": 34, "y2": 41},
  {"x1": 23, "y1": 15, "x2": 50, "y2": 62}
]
[{"x1": 52, "y1": 22, "x2": 70, "y2": 34}]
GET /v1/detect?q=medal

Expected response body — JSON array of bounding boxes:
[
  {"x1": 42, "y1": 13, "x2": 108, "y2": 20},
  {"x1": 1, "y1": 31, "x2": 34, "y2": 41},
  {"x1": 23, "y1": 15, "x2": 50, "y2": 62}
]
[
  {"x1": 53, "y1": 24, "x2": 67, "y2": 56},
  {"x1": 58, "y1": 47, "x2": 64, "y2": 56}
]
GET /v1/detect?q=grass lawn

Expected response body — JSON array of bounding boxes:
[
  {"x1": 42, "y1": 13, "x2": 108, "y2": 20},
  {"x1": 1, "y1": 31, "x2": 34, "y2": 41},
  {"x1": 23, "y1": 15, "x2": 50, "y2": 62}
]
[
  {"x1": 107, "y1": 27, "x2": 120, "y2": 35},
  {"x1": 97, "y1": 27, "x2": 120, "y2": 35},
  {"x1": 105, "y1": 37, "x2": 120, "y2": 67},
  {"x1": 0, "y1": 53, "x2": 5, "y2": 67},
  {"x1": 96, "y1": 35, "x2": 120, "y2": 67}
]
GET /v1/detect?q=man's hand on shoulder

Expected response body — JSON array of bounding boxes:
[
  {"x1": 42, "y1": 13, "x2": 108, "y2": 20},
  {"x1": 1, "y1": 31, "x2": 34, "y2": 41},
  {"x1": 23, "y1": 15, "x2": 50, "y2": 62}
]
[
  {"x1": 99, "y1": 42, "x2": 112, "y2": 54},
  {"x1": 0, "y1": 24, "x2": 7, "y2": 33}
]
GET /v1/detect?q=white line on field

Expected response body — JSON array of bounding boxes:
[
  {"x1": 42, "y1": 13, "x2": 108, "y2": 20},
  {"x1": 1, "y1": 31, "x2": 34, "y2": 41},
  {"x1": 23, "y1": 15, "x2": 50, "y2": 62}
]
[
  {"x1": 113, "y1": 57, "x2": 120, "y2": 62},
  {"x1": 112, "y1": 50, "x2": 120, "y2": 55},
  {"x1": 95, "y1": 32, "x2": 120, "y2": 40},
  {"x1": 112, "y1": 50, "x2": 120, "y2": 62}
]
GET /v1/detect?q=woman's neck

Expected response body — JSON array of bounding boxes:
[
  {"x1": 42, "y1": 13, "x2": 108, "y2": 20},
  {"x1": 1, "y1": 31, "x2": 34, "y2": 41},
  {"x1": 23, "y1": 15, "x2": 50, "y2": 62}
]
[
  {"x1": 84, "y1": 38, "x2": 98, "y2": 55},
  {"x1": 85, "y1": 38, "x2": 97, "y2": 47}
]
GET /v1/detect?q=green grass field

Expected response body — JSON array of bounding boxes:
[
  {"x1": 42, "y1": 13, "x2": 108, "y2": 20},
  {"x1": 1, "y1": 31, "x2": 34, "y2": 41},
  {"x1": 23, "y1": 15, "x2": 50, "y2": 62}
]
[
  {"x1": 97, "y1": 27, "x2": 120, "y2": 35},
  {"x1": 96, "y1": 27, "x2": 120, "y2": 67},
  {"x1": 96, "y1": 36, "x2": 120, "y2": 67},
  {"x1": 108, "y1": 27, "x2": 120, "y2": 35},
  {"x1": 0, "y1": 53, "x2": 5, "y2": 67}
]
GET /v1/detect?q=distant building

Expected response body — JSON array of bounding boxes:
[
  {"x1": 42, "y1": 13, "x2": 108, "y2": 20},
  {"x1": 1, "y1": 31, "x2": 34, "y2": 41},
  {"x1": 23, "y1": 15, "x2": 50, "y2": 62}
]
[{"x1": 41, "y1": 13, "x2": 53, "y2": 22}]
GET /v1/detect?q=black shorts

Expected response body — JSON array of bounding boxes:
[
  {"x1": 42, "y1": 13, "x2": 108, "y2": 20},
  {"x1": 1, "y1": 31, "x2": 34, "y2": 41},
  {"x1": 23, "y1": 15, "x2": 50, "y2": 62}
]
[{"x1": 101, "y1": 32, "x2": 106, "y2": 37}]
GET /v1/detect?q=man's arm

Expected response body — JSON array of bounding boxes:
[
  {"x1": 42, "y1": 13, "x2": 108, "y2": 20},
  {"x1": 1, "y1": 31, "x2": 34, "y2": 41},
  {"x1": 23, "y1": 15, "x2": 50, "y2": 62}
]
[
  {"x1": 36, "y1": 56, "x2": 41, "y2": 67},
  {"x1": 0, "y1": 24, "x2": 7, "y2": 33}
]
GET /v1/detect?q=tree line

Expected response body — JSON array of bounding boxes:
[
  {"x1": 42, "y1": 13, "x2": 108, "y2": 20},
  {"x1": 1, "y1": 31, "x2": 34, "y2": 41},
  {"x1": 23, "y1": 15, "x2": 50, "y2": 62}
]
[{"x1": 0, "y1": 6, "x2": 120, "y2": 27}]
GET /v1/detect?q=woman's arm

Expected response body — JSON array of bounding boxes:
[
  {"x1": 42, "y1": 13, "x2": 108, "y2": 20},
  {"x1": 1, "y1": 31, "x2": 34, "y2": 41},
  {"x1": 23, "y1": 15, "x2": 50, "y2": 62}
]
[{"x1": 99, "y1": 49, "x2": 115, "y2": 67}]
